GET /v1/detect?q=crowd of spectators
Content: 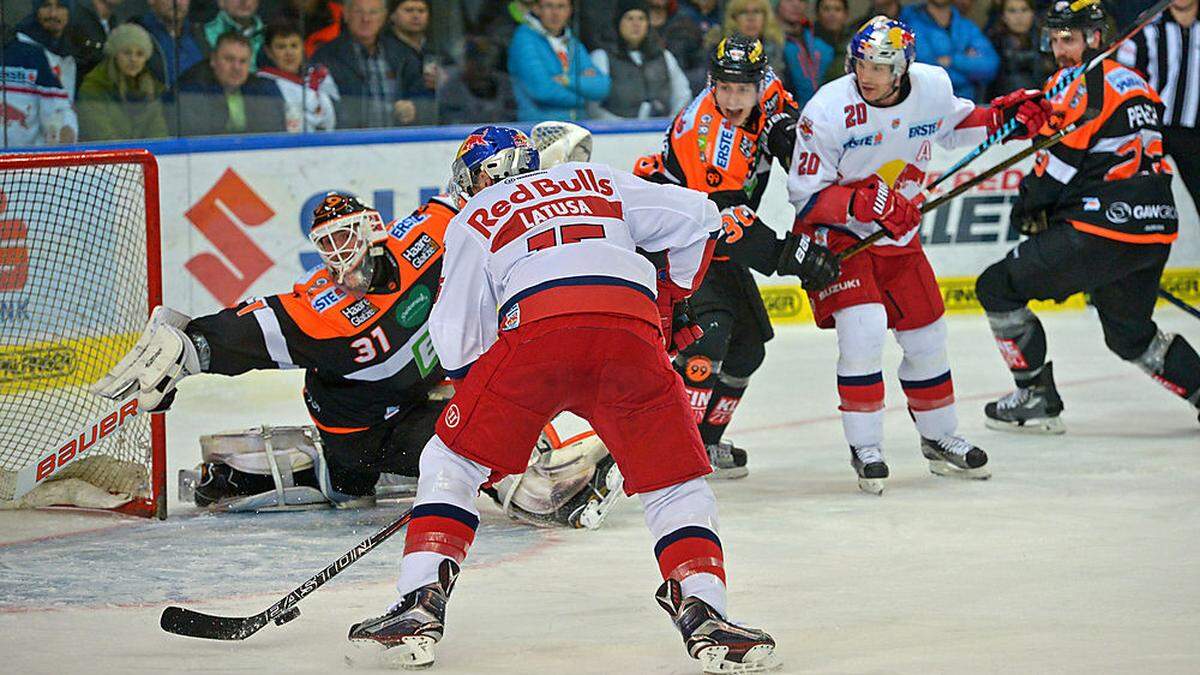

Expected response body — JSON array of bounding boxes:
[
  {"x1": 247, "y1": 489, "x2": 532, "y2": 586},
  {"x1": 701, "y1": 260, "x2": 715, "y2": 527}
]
[{"x1": 0, "y1": 0, "x2": 1180, "y2": 145}]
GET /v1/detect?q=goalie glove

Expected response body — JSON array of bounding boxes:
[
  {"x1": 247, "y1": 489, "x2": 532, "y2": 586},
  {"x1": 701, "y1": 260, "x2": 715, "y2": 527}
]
[
  {"x1": 777, "y1": 232, "x2": 840, "y2": 291},
  {"x1": 89, "y1": 306, "x2": 203, "y2": 412}
]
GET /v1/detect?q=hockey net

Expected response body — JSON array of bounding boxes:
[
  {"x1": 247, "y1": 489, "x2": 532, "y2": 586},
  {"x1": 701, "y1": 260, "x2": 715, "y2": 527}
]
[{"x1": 0, "y1": 150, "x2": 165, "y2": 518}]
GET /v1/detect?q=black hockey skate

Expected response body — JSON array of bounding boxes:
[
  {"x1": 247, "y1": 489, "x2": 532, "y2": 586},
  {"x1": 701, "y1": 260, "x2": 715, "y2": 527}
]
[
  {"x1": 850, "y1": 445, "x2": 888, "y2": 495},
  {"x1": 920, "y1": 435, "x2": 990, "y2": 480},
  {"x1": 655, "y1": 579, "x2": 778, "y2": 673},
  {"x1": 707, "y1": 440, "x2": 749, "y2": 480},
  {"x1": 984, "y1": 362, "x2": 1065, "y2": 434},
  {"x1": 346, "y1": 559, "x2": 458, "y2": 670}
]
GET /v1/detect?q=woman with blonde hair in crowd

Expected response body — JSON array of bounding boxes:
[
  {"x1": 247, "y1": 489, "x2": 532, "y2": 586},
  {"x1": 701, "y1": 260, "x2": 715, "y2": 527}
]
[
  {"x1": 76, "y1": 22, "x2": 169, "y2": 141},
  {"x1": 707, "y1": 0, "x2": 789, "y2": 88}
]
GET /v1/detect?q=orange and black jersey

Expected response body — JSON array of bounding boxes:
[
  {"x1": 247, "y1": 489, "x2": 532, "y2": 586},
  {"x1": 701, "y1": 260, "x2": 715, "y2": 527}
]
[
  {"x1": 1021, "y1": 59, "x2": 1178, "y2": 244},
  {"x1": 187, "y1": 197, "x2": 457, "y2": 432},
  {"x1": 634, "y1": 69, "x2": 799, "y2": 274}
]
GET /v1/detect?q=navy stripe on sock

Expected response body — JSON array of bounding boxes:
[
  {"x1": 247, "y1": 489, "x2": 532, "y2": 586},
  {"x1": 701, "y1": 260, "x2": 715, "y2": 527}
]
[
  {"x1": 654, "y1": 525, "x2": 722, "y2": 558},
  {"x1": 899, "y1": 371, "x2": 952, "y2": 390},
  {"x1": 412, "y1": 502, "x2": 480, "y2": 531},
  {"x1": 837, "y1": 372, "x2": 883, "y2": 387}
]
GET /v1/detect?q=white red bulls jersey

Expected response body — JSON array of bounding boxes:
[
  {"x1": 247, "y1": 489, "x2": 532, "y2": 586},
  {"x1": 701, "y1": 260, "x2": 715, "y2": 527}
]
[
  {"x1": 787, "y1": 63, "x2": 984, "y2": 252},
  {"x1": 430, "y1": 162, "x2": 720, "y2": 376}
]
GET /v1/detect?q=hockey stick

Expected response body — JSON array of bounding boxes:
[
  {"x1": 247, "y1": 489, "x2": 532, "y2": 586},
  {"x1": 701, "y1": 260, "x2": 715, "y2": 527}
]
[
  {"x1": 923, "y1": 0, "x2": 1172, "y2": 195},
  {"x1": 1158, "y1": 289, "x2": 1200, "y2": 321},
  {"x1": 160, "y1": 507, "x2": 413, "y2": 640},
  {"x1": 836, "y1": 0, "x2": 1171, "y2": 262},
  {"x1": 837, "y1": 128, "x2": 1068, "y2": 261}
]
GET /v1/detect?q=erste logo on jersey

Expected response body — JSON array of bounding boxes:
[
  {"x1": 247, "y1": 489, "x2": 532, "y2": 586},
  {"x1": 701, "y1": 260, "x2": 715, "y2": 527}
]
[
  {"x1": 843, "y1": 131, "x2": 884, "y2": 150},
  {"x1": 713, "y1": 125, "x2": 736, "y2": 169},
  {"x1": 464, "y1": 168, "x2": 619, "y2": 252},
  {"x1": 390, "y1": 211, "x2": 428, "y2": 241},
  {"x1": 402, "y1": 233, "x2": 440, "y2": 269},
  {"x1": 311, "y1": 285, "x2": 346, "y2": 312},
  {"x1": 908, "y1": 118, "x2": 943, "y2": 138}
]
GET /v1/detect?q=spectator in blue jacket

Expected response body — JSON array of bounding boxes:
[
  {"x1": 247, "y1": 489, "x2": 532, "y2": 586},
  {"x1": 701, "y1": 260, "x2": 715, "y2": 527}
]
[
  {"x1": 900, "y1": 0, "x2": 999, "y2": 101},
  {"x1": 776, "y1": 0, "x2": 834, "y2": 109},
  {"x1": 507, "y1": 0, "x2": 610, "y2": 121}
]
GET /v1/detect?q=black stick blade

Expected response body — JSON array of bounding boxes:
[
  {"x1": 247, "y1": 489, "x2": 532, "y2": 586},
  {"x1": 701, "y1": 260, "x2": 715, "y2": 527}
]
[{"x1": 160, "y1": 606, "x2": 269, "y2": 641}]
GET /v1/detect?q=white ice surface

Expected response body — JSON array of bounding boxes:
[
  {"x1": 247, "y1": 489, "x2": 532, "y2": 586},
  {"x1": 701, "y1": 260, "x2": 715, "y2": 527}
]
[{"x1": 2, "y1": 310, "x2": 1198, "y2": 674}]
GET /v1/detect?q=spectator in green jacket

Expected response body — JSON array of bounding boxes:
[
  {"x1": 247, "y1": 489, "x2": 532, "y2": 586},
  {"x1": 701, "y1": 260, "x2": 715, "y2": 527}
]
[
  {"x1": 204, "y1": 0, "x2": 266, "y2": 68},
  {"x1": 76, "y1": 22, "x2": 170, "y2": 140}
]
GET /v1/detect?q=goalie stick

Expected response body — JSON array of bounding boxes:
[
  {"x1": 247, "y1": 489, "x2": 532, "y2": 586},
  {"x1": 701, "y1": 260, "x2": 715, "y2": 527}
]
[
  {"x1": 160, "y1": 507, "x2": 413, "y2": 640},
  {"x1": 837, "y1": 0, "x2": 1171, "y2": 262}
]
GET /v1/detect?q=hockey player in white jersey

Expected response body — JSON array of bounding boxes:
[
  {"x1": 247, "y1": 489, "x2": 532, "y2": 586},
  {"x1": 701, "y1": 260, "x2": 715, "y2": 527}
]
[
  {"x1": 786, "y1": 17, "x2": 1054, "y2": 494},
  {"x1": 346, "y1": 126, "x2": 777, "y2": 673}
]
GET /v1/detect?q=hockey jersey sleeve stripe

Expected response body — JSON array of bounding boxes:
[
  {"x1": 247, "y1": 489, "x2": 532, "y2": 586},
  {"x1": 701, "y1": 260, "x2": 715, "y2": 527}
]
[
  {"x1": 1, "y1": 84, "x2": 69, "y2": 99},
  {"x1": 1068, "y1": 220, "x2": 1178, "y2": 244},
  {"x1": 252, "y1": 305, "x2": 298, "y2": 369},
  {"x1": 497, "y1": 276, "x2": 658, "y2": 328}
]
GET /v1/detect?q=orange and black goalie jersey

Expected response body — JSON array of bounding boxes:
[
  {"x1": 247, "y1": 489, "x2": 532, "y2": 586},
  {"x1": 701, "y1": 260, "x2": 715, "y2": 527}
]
[
  {"x1": 634, "y1": 69, "x2": 798, "y2": 273},
  {"x1": 1019, "y1": 59, "x2": 1178, "y2": 244},
  {"x1": 186, "y1": 196, "x2": 458, "y2": 433}
]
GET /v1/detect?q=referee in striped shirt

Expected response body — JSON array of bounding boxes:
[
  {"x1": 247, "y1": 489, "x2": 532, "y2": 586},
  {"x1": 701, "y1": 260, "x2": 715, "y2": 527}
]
[{"x1": 1117, "y1": 0, "x2": 1200, "y2": 209}]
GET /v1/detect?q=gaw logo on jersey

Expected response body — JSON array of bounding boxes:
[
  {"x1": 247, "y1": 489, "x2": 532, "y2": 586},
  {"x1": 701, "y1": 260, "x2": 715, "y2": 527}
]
[{"x1": 396, "y1": 284, "x2": 432, "y2": 329}]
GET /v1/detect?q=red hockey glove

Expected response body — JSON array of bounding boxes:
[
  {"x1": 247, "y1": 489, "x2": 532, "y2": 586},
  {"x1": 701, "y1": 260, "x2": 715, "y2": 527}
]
[
  {"x1": 990, "y1": 89, "x2": 1054, "y2": 141},
  {"x1": 849, "y1": 177, "x2": 922, "y2": 239},
  {"x1": 656, "y1": 280, "x2": 704, "y2": 355}
]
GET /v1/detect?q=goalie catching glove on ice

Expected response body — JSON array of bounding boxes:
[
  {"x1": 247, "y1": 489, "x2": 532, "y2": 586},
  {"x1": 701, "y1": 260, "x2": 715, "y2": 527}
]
[{"x1": 90, "y1": 124, "x2": 624, "y2": 526}]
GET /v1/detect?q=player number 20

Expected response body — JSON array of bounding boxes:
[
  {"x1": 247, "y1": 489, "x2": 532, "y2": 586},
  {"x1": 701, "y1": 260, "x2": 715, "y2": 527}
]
[
  {"x1": 794, "y1": 152, "x2": 820, "y2": 176},
  {"x1": 844, "y1": 103, "x2": 867, "y2": 128}
]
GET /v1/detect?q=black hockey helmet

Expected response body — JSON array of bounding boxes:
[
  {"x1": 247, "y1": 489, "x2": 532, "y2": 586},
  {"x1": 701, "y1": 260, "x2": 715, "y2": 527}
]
[
  {"x1": 311, "y1": 193, "x2": 372, "y2": 229},
  {"x1": 1042, "y1": 0, "x2": 1106, "y2": 50},
  {"x1": 709, "y1": 33, "x2": 768, "y2": 84}
]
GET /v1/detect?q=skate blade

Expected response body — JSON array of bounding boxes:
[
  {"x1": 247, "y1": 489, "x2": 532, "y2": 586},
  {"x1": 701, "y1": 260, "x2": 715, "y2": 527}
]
[
  {"x1": 984, "y1": 416, "x2": 1065, "y2": 435},
  {"x1": 707, "y1": 466, "x2": 749, "y2": 480},
  {"x1": 927, "y1": 460, "x2": 991, "y2": 480},
  {"x1": 697, "y1": 643, "x2": 781, "y2": 673},
  {"x1": 856, "y1": 477, "x2": 885, "y2": 495},
  {"x1": 345, "y1": 636, "x2": 436, "y2": 670}
]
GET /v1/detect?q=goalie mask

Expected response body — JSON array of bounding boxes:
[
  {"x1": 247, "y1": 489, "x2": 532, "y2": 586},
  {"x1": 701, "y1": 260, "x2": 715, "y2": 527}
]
[
  {"x1": 308, "y1": 193, "x2": 387, "y2": 293},
  {"x1": 531, "y1": 121, "x2": 593, "y2": 168}
]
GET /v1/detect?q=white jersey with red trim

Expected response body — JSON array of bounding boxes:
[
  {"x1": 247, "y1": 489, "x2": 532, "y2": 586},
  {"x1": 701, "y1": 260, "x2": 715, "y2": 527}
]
[
  {"x1": 430, "y1": 161, "x2": 721, "y2": 376},
  {"x1": 787, "y1": 63, "x2": 984, "y2": 251}
]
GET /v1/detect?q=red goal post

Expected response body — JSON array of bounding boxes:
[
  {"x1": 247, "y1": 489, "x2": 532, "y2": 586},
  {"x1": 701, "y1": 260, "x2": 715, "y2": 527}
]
[{"x1": 0, "y1": 149, "x2": 165, "y2": 519}]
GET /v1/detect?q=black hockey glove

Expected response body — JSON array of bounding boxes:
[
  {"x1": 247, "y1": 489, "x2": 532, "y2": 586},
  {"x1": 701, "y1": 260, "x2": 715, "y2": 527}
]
[
  {"x1": 761, "y1": 111, "x2": 797, "y2": 171},
  {"x1": 666, "y1": 297, "x2": 704, "y2": 355},
  {"x1": 1009, "y1": 195, "x2": 1049, "y2": 236},
  {"x1": 777, "y1": 232, "x2": 840, "y2": 291}
]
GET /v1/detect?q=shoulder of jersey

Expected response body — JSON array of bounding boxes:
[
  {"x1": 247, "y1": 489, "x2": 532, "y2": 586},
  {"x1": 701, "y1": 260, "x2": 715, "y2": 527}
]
[
  {"x1": 1099, "y1": 59, "x2": 1155, "y2": 100},
  {"x1": 907, "y1": 62, "x2": 955, "y2": 96},
  {"x1": 804, "y1": 75, "x2": 857, "y2": 120},
  {"x1": 672, "y1": 87, "x2": 718, "y2": 139}
]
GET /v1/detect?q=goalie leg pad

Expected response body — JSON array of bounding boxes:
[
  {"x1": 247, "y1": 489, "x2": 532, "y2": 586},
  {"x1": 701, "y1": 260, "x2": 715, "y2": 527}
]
[
  {"x1": 492, "y1": 430, "x2": 617, "y2": 527},
  {"x1": 186, "y1": 426, "x2": 366, "y2": 512}
]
